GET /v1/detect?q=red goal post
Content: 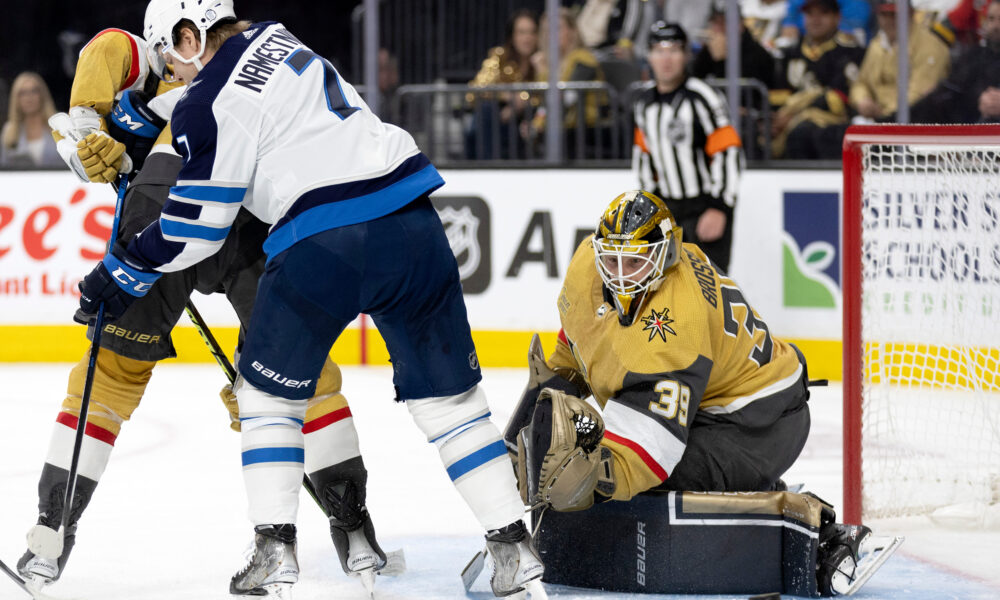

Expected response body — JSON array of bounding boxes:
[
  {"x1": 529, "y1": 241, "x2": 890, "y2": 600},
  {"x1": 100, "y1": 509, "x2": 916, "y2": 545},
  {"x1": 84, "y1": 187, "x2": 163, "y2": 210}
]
[{"x1": 842, "y1": 124, "x2": 1000, "y2": 525}]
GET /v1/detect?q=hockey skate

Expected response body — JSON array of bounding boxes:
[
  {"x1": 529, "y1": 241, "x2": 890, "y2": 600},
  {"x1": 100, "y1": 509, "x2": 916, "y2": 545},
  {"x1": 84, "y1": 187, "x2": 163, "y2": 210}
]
[
  {"x1": 322, "y1": 478, "x2": 405, "y2": 597},
  {"x1": 484, "y1": 521, "x2": 546, "y2": 599},
  {"x1": 816, "y1": 522, "x2": 904, "y2": 596},
  {"x1": 230, "y1": 524, "x2": 299, "y2": 598}
]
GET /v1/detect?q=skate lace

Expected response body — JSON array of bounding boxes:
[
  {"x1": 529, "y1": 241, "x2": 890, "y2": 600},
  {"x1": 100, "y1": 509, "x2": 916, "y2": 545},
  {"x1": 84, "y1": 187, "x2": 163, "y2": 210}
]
[{"x1": 235, "y1": 538, "x2": 257, "y2": 577}]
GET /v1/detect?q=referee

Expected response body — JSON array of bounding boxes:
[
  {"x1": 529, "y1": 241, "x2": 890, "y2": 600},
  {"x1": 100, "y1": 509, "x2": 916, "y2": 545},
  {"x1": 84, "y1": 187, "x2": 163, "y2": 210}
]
[{"x1": 633, "y1": 22, "x2": 743, "y2": 272}]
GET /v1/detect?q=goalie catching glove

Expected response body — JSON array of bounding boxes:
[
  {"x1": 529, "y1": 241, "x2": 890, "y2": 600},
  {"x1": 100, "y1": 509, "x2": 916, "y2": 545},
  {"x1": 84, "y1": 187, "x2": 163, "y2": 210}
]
[
  {"x1": 504, "y1": 333, "x2": 589, "y2": 452},
  {"x1": 514, "y1": 388, "x2": 615, "y2": 512}
]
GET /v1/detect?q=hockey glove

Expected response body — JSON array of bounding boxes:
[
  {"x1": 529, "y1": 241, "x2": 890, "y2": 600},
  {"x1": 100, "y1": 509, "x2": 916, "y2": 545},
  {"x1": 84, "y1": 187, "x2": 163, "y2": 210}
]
[
  {"x1": 76, "y1": 132, "x2": 132, "y2": 184},
  {"x1": 514, "y1": 388, "x2": 614, "y2": 511},
  {"x1": 76, "y1": 245, "x2": 161, "y2": 324},
  {"x1": 219, "y1": 383, "x2": 241, "y2": 432},
  {"x1": 504, "y1": 333, "x2": 589, "y2": 451}
]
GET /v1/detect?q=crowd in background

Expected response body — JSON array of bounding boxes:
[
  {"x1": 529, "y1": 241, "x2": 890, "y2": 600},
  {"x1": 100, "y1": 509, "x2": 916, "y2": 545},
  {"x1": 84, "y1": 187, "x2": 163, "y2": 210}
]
[{"x1": 1, "y1": 0, "x2": 999, "y2": 167}]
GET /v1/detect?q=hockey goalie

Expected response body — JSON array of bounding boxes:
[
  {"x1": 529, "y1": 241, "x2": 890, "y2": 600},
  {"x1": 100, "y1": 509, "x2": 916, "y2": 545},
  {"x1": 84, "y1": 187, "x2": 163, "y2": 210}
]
[{"x1": 497, "y1": 190, "x2": 902, "y2": 596}]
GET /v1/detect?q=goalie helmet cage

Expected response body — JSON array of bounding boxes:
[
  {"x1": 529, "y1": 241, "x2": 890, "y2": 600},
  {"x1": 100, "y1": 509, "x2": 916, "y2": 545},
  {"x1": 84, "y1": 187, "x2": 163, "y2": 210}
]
[{"x1": 842, "y1": 124, "x2": 1000, "y2": 525}]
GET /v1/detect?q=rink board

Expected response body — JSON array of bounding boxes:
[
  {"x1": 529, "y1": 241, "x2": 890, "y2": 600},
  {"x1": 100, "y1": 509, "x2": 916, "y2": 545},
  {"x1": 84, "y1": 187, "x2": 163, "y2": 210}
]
[{"x1": 0, "y1": 168, "x2": 846, "y2": 376}]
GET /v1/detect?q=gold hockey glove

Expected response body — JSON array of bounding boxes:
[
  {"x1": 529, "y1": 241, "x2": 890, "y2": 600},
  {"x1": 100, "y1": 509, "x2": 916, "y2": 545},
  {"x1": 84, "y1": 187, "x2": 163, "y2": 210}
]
[
  {"x1": 516, "y1": 388, "x2": 614, "y2": 511},
  {"x1": 77, "y1": 132, "x2": 128, "y2": 184},
  {"x1": 219, "y1": 383, "x2": 241, "y2": 432}
]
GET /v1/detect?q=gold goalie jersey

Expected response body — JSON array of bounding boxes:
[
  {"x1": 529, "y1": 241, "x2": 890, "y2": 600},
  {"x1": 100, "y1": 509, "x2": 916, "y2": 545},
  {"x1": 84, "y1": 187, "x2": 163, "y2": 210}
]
[
  {"x1": 71, "y1": 28, "x2": 183, "y2": 146},
  {"x1": 549, "y1": 237, "x2": 805, "y2": 501}
]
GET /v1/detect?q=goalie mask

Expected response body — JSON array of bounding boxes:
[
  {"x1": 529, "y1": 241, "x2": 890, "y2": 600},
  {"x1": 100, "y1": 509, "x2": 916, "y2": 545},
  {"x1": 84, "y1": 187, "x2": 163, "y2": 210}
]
[
  {"x1": 594, "y1": 190, "x2": 682, "y2": 326},
  {"x1": 143, "y1": 0, "x2": 237, "y2": 81}
]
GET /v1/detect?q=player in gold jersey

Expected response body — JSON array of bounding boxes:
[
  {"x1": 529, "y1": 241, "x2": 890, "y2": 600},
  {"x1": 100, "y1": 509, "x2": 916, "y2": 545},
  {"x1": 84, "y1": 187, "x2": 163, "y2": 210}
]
[
  {"x1": 509, "y1": 189, "x2": 810, "y2": 503},
  {"x1": 502, "y1": 190, "x2": 902, "y2": 597}
]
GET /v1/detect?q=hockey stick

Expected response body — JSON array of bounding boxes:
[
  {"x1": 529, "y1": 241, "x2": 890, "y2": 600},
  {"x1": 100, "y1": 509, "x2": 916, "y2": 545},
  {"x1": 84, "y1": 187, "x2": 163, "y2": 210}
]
[
  {"x1": 60, "y1": 174, "x2": 129, "y2": 534},
  {"x1": 0, "y1": 556, "x2": 61, "y2": 599},
  {"x1": 182, "y1": 301, "x2": 325, "y2": 509},
  {"x1": 12, "y1": 175, "x2": 130, "y2": 595}
]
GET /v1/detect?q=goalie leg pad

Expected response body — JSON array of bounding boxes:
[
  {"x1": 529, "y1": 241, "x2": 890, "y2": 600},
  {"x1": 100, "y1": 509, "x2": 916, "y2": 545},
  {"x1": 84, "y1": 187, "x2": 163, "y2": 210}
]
[
  {"x1": 407, "y1": 386, "x2": 524, "y2": 530},
  {"x1": 236, "y1": 378, "x2": 307, "y2": 525}
]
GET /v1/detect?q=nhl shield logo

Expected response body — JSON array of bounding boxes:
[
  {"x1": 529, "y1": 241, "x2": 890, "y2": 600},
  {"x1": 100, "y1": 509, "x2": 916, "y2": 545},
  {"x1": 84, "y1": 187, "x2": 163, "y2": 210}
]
[
  {"x1": 439, "y1": 206, "x2": 481, "y2": 280},
  {"x1": 433, "y1": 196, "x2": 492, "y2": 294}
]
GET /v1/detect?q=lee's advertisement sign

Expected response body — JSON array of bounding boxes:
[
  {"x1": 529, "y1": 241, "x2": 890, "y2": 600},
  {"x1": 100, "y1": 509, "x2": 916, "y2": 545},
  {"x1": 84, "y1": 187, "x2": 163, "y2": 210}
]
[
  {"x1": 0, "y1": 174, "x2": 116, "y2": 322},
  {"x1": 0, "y1": 169, "x2": 845, "y2": 340}
]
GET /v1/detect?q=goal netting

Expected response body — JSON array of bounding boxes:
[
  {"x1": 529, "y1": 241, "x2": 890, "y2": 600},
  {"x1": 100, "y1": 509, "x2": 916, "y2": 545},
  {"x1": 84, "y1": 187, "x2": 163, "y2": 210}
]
[{"x1": 842, "y1": 125, "x2": 1000, "y2": 525}]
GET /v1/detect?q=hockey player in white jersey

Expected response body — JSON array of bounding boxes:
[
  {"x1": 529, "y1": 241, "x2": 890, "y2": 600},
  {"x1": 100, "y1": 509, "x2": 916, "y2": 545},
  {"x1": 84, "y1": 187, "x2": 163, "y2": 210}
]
[{"x1": 74, "y1": 1, "x2": 543, "y2": 597}]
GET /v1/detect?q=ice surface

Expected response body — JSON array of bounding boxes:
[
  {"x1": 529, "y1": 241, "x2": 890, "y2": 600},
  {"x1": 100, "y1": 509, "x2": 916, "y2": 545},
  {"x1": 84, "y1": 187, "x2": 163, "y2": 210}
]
[{"x1": 1, "y1": 364, "x2": 997, "y2": 599}]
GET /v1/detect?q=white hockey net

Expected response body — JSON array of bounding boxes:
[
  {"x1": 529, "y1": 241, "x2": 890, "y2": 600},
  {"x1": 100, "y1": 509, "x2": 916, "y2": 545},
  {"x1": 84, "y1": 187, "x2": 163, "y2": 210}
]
[{"x1": 858, "y1": 140, "x2": 1000, "y2": 523}]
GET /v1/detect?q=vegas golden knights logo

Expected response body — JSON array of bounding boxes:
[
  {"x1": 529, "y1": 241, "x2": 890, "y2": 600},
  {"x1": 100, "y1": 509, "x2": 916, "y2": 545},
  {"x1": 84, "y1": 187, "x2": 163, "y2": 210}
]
[{"x1": 641, "y1": 307, "x2": 677, "y2": 342}]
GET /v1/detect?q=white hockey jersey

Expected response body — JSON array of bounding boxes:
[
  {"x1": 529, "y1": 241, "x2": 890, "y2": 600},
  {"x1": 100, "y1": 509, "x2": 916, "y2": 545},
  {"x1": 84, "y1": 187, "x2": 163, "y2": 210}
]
[{"x1": 129, "y1": 22, "x2": 443, "y2": 272}]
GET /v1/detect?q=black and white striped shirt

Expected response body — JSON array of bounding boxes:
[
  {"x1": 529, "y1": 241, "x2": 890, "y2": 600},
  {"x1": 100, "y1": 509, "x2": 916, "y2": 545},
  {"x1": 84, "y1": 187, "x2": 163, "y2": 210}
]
[{"x1": 633, "y1": 77, "x2": 743, "y2": 219}]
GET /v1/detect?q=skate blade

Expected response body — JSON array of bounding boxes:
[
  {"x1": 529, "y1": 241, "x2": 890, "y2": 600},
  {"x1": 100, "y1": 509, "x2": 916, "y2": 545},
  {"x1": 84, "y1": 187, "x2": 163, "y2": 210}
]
[
  {"x1": 260, "y1": 582, "x2": 294, "y2": 599},
  {"x1": 460, "y1": 548, "x2": 487, "y2": 592},
  {"x1": 506, "y1": 579, "x2": 548, "y2": 600},
  {"x1": 377, "y1": 549, "x2": 406, "y2": 577},
  {"x1": 845, "y1": 535, "x2": 904, "y2": 596},
  {"x1": 357, "y1": 568, "x2": 376, "y2": 598},
  {"x1": 24, "y1": 580, "x2": 79, "y2": 600}
]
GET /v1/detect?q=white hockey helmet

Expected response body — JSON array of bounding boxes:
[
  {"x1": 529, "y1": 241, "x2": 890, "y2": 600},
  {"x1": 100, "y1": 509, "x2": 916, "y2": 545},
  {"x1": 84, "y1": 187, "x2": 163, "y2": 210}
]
[{"x1": 143, "y1": 0, "x2": 237, "y2": 81}]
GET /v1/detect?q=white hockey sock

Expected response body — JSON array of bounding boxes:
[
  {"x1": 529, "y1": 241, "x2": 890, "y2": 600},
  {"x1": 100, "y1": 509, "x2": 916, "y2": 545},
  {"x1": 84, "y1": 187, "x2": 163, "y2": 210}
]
[
  {"x1": 237, "y1": 378, "x2": 307, "y2": 525},
  {"x1": 302, "y1": 398, "x2": 361, "y2": 475},
  {"x1": 408, "y1": 386, "x2": 525, "y2": 531},
  {"x1": 45, "y1": 408, "x2": 117, "y2": 482}
]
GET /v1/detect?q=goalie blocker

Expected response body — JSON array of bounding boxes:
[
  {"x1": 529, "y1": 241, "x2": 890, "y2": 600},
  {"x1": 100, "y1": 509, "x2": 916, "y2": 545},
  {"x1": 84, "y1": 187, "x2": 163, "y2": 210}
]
[{"x1": 536, "y1": 490, "x2": 871, "y2": 597}]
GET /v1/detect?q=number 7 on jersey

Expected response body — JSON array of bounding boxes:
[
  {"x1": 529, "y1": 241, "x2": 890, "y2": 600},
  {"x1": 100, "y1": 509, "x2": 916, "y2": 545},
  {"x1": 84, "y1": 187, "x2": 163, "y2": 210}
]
[{"x1": 284, "y1": 48, "x2": 359, "y2": 120}]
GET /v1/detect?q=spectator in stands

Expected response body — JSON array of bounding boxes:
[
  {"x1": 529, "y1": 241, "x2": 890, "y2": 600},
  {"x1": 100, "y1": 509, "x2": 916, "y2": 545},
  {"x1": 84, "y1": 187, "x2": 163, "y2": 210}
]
[
  {"x1": 691, "y1": 3, "x2": 777, "y2": 88},
  {"x1": 947, "y1": 0, "x2": 992, "y2": 45},
  {"x1": 849, "y1": 0, "x2": 950, "y2": 121},
  {"x1": 772, "y1": 0, "x2": 865, "y2": 158},
  {"x1": 0, "y1": 72, "x2": 60, "y2": 168},
  {"x1": 577, "y1": 0, "x2": 646, "y2": 58},
  {"x1": 466, "y1": 8, "x2": 539, "y2": 159},
  {"x1": 912, "y1": 0, "x2": 1000, "y2": 123},
  {"x1": 0, "y1": 77, "x2": 9, "y2": 136},
  {"x1": 742, "y1": 0, "x2": 794, "y2": 54},
  {"x1": 377, "y1": 48, "x2": 401, "y2": 124},
  {"x1": 578, "y1": 0, "x2": 713, "y2": 60},
  {"x1": 531, "y1": 7, "x2": 607, "y2": 156},
  {"x1": 780, "y1": 0, "x2": 872, "y2": 45},
  {"x1": 633, "y1": 22, "x2": 743, "y2": 272}
]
